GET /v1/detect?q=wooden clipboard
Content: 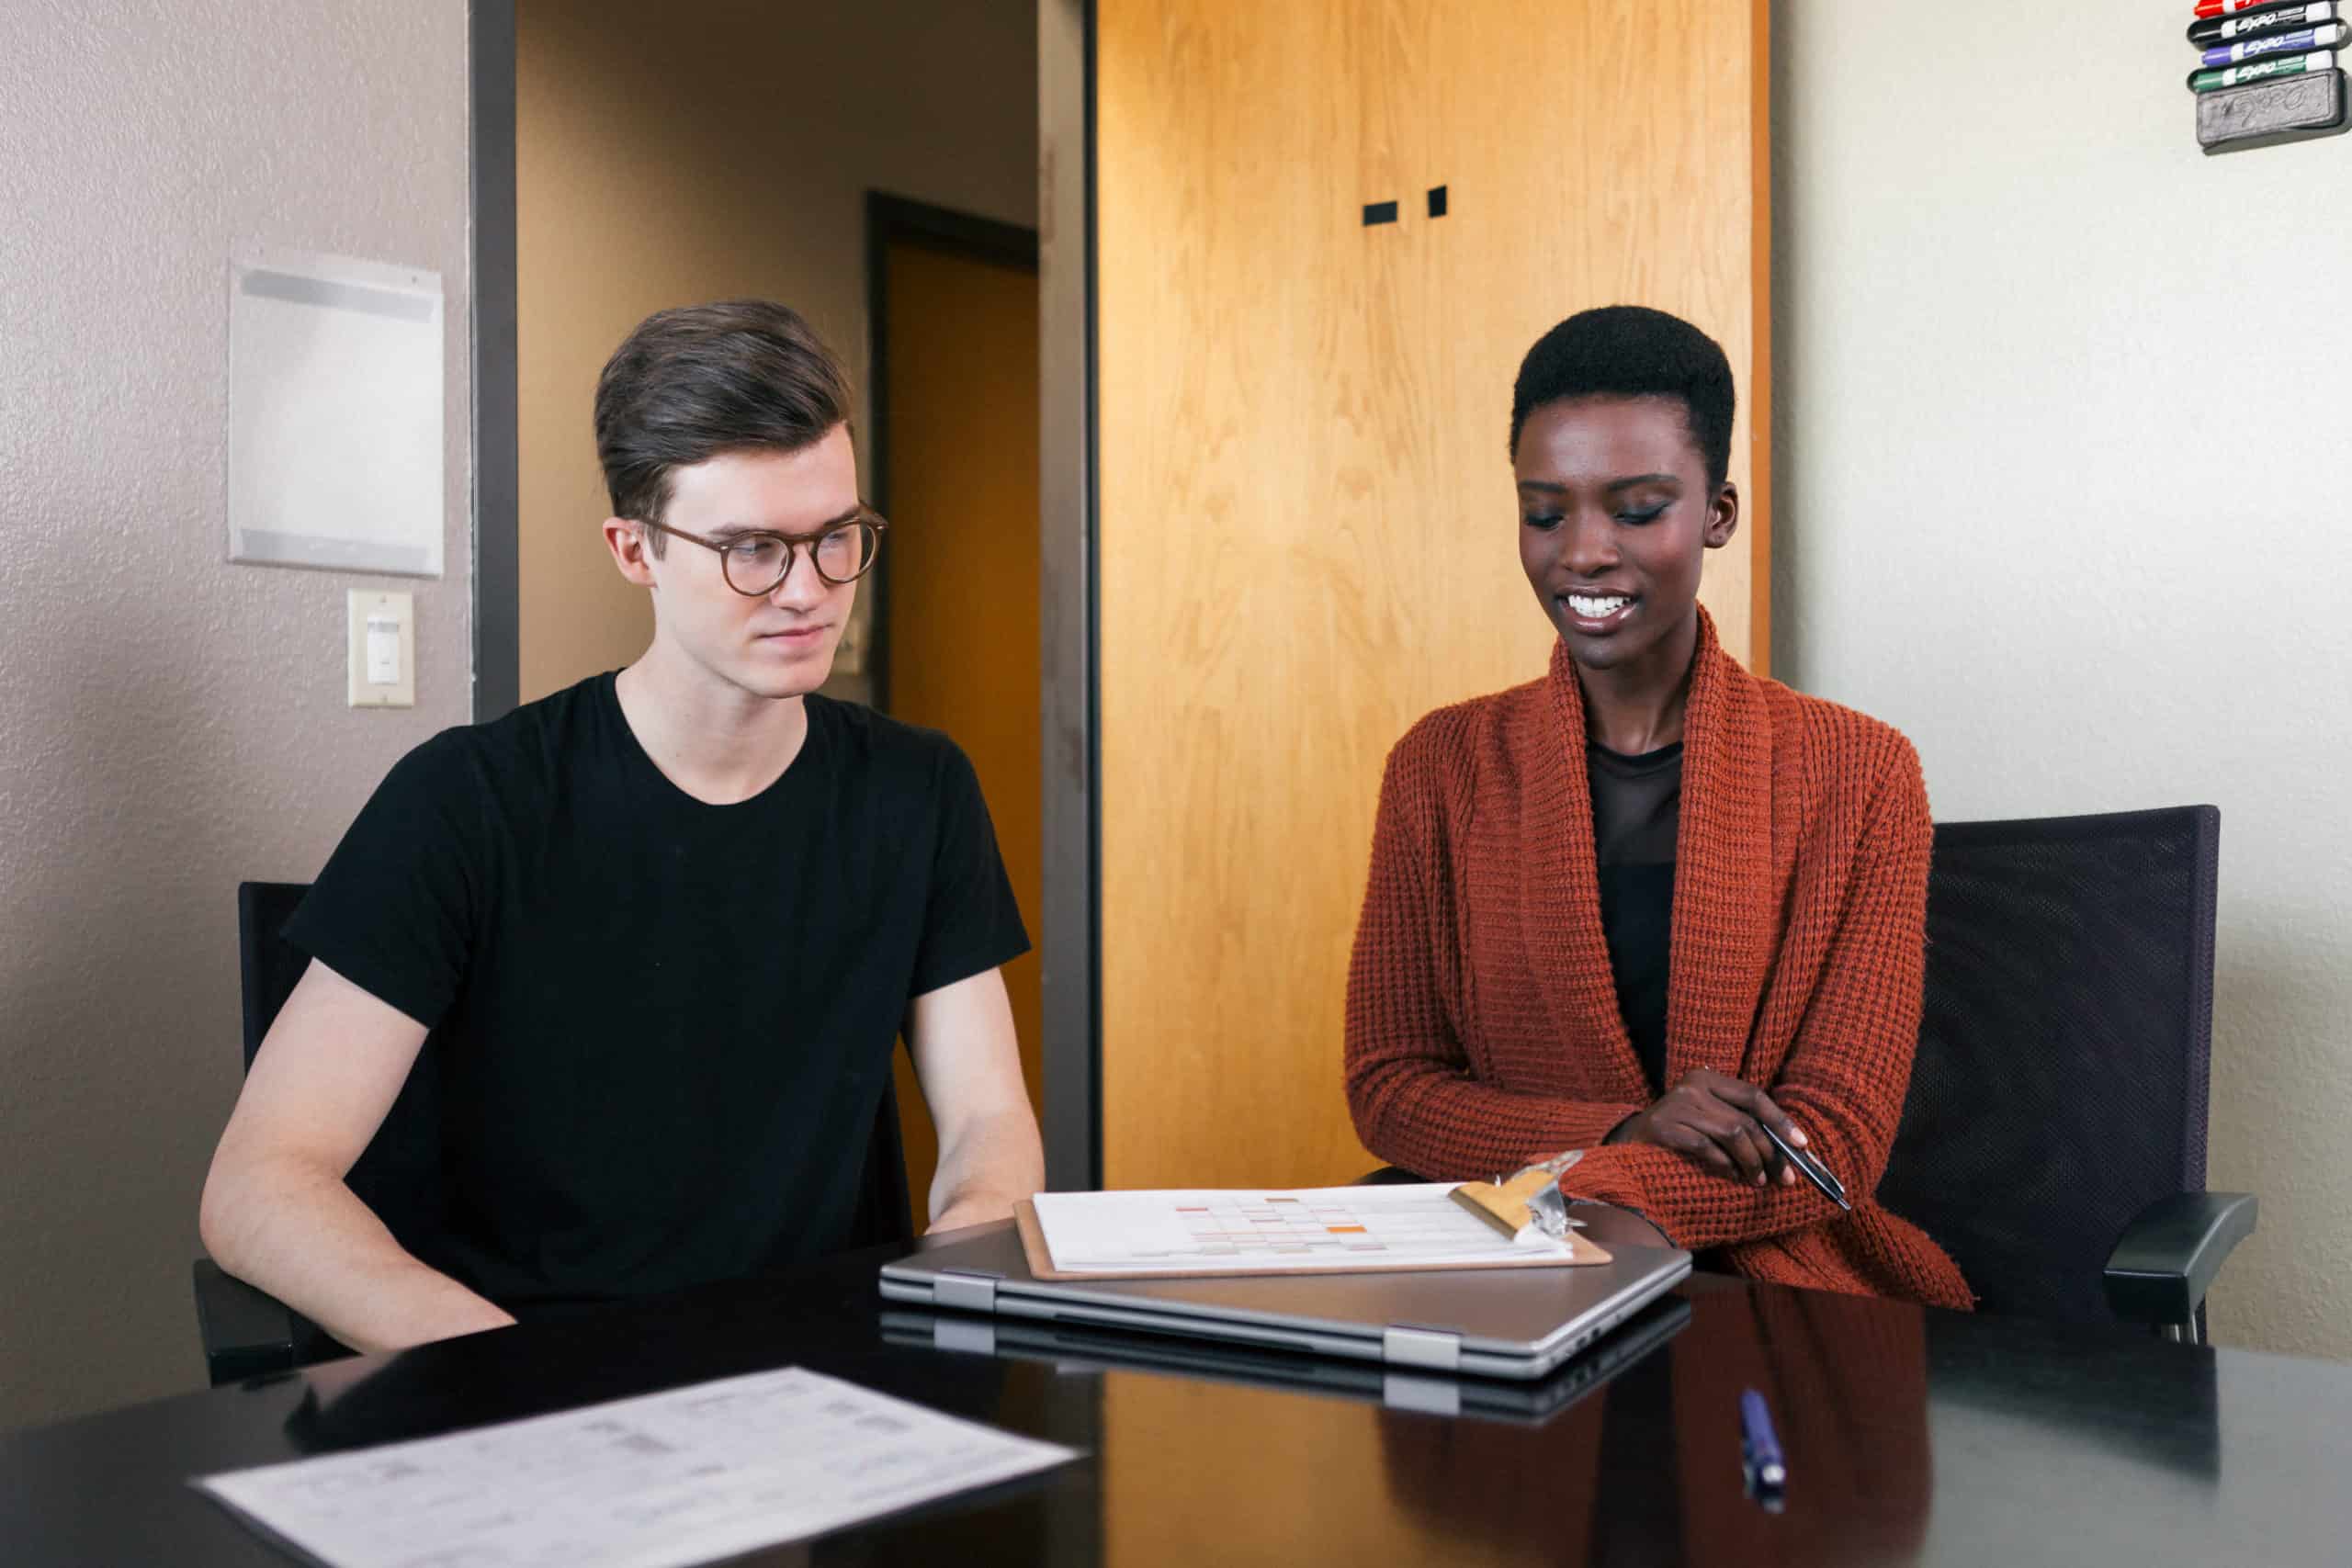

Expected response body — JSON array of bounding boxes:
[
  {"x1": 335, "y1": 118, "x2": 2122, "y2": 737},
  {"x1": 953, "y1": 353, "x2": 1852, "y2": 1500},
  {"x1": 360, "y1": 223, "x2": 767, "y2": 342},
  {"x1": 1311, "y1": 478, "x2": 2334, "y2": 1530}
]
[{"x1": 1012, "y1": 1197, "x2": 1611, "y2": 1282}]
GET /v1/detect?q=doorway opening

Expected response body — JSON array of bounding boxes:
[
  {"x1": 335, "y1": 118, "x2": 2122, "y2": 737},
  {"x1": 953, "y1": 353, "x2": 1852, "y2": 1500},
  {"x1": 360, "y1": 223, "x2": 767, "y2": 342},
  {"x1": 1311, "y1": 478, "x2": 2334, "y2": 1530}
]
[{"x1": 865, "y1": 193, "x2": 1043, "y2": 1213}]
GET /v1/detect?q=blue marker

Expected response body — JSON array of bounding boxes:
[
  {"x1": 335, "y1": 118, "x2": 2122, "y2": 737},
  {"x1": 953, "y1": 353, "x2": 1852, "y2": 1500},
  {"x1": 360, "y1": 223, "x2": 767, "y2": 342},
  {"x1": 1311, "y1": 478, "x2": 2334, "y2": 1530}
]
[
  {"x1": 1740, "y1": 1387, "x2": 1787, "y2": 1494},
  {"x1": 2200, "y1": 20, "x2": 2349, "y2": 62}
]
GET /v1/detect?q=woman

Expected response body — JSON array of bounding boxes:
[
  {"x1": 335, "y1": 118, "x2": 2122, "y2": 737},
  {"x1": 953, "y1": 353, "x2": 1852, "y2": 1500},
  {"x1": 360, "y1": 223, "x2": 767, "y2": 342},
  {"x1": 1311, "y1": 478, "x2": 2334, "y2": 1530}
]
[{"x1": 1344, "y1": 306, "x2": 1969, "y2": 1309}]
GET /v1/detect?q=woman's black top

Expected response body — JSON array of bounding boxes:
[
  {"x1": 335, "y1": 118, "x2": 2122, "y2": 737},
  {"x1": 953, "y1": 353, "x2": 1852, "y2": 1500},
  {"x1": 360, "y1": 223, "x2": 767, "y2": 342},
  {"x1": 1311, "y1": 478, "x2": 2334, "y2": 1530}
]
[{"x1": 1589, "y1": 740, "x2": 1681, "y2": 1095}]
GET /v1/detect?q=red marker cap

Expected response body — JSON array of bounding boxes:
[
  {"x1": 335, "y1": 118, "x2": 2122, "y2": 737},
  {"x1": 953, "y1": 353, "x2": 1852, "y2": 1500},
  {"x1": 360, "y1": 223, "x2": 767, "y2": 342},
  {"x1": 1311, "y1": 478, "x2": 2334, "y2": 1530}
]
[{"x1": 2197, "y1": 1, "x2": 2296, "y2": 15}]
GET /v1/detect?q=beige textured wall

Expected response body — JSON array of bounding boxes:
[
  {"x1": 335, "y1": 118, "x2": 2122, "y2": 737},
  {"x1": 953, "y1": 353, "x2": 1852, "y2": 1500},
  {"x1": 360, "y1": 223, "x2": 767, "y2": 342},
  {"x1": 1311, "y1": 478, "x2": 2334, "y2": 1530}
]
[
  {"x1": 516, "y1": 0, "x2": 1038, "y2": 704},
  {"x1": 1773, "y1": 0, "x2": 2352, "y2": 1359},
  {"x1": 0, "y1": 1, "x2": 474, "y2": 1430}
]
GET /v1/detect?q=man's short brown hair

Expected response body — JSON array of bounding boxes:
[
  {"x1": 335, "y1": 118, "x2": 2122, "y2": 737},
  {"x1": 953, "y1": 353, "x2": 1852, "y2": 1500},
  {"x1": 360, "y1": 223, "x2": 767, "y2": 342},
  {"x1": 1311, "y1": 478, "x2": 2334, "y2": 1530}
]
[{"x1": 594, "y1": 299, "x2": 852, "y2": 554}]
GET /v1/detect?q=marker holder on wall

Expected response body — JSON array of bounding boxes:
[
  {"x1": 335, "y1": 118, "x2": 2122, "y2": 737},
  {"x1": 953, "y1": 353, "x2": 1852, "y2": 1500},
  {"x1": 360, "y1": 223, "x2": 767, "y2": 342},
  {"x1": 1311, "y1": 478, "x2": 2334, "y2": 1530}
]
[{"x1": 2187, "y1": 3, "x2": 2351, "y2": 153}]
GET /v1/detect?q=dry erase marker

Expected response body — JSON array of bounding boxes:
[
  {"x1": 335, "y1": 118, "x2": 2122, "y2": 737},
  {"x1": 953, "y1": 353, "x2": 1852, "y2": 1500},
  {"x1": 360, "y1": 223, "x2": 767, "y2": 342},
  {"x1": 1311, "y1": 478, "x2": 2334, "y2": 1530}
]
[
  {"x1": 2190, "y1": 2, "x2": 2335, "y2": 47},
  {"x1": 2197, "y1": 0, "x2": 2305, "y2": 17},
  {"x1": 2201, "y1": 21, "x2": 2348, "y2": 62},
  {"x1": 2188, "y1": 48, "x2": 2335, "y2": 90}
]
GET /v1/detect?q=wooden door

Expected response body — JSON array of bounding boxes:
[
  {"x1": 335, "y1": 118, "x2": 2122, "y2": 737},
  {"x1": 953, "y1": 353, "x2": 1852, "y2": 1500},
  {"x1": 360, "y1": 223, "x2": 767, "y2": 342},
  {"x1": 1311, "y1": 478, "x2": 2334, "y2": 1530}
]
[
  {"x1": 1095, "y1": 0, "x2": 1770, "y2": 1190},
  {"x1": 877, "y1": 239, "x2": 1045, "y2": 1216}
]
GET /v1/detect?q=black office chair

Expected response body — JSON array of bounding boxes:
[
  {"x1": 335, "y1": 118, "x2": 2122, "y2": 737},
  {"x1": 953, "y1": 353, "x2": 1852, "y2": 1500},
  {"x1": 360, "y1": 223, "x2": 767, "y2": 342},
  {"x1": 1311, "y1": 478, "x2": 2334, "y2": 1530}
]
[
  {"x1": 195, "y1": 881, "x2": 917, "y2": 1385},
  {"x1": 1879, "y1": 806, "x2": 2254, "y2": 1341}
]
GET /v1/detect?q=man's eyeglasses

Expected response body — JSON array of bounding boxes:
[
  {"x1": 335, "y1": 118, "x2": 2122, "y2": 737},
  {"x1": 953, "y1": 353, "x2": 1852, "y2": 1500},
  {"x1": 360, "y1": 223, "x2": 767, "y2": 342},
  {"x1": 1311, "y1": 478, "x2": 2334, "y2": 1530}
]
[{"x1": 634, "y1": 508, "x2": 888, "y2": 594}]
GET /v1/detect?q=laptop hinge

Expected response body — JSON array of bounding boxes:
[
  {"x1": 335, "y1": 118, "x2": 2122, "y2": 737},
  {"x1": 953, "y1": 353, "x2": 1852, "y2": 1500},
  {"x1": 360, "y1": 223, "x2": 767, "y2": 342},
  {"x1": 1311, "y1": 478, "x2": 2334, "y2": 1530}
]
[
  {"x1": 933, "y1": 1271, "x2": 999, "y2": 1313},
  {"x1": 1383, "y1": 1372, "x2": 1463, "y2": 1416},
  {"x1": 934, "y1": 1316, "x2": 998, "y2": 1356},
  {"x1": 1381, "y1": 1325, "x2": 1462, "y2": 1372}
]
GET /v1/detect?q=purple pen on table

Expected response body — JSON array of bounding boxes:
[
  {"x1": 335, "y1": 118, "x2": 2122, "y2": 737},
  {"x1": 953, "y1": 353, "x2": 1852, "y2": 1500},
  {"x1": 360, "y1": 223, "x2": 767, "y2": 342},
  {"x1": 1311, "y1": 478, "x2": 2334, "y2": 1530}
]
[{"x1": 1740, "y1": 1387, "x2": 1787, "y2": 1495}]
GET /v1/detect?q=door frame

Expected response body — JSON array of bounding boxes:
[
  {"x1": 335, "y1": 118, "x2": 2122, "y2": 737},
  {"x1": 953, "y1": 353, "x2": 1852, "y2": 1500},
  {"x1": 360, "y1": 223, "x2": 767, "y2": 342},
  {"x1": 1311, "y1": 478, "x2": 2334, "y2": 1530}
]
[
  {"x1": 862, "y1": 192, "x2": 1040, "y2": 716},
  {"x1": 471, "y1": 0, "x2": 520, "y2": 721},
  {"x1": 1038, "y1": 0, "x2": 1101, "y2": 1191}
]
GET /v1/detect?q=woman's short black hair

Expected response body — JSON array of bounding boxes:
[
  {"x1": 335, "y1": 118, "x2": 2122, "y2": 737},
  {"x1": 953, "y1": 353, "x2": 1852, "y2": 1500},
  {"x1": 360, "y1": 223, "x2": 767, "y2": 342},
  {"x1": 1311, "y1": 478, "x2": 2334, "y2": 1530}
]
[
  {"x1": 594, "y1": 299, "x2": 852, "y2": 554},
  {"x1": 1508, "y1": 306, "x2": 1736, "y2": 490}
]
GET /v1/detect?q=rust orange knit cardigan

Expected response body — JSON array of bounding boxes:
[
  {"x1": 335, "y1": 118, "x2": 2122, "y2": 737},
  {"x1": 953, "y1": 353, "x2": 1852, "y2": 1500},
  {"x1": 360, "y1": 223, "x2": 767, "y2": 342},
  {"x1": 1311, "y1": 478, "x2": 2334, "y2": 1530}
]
[{"x1": 1344, "y1": 608, "x2": 1972, "y2": 1310}]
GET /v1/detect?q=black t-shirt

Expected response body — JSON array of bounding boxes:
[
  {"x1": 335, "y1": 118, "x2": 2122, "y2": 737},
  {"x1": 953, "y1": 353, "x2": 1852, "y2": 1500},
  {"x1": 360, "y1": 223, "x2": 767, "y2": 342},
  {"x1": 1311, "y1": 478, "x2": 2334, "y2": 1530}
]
[
  {"x1": 285, "y1": 673, "x2": 1028, "y2": 1311},
  {"x1": 1589, "y1": 741, "x2": 1681, "y2": 1094}
]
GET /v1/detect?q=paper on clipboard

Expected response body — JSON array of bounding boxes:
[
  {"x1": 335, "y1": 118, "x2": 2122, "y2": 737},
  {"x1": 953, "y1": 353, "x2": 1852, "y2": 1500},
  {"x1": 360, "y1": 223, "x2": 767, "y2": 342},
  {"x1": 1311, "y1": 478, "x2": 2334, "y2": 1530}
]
[{"x1": 1020, "y1": 1184, "x2": 1610, "y2": 1280}]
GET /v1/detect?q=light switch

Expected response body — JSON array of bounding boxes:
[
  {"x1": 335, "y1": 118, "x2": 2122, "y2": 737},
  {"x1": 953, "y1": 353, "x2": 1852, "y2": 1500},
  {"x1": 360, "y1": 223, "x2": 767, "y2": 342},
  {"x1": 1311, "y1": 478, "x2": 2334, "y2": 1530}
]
[
  {"x1": 347, "y1": 589, "x2": 415, "y2": 708},
  {"x1": 367, "y1": 615, "x2": 401, "y2": 684}
]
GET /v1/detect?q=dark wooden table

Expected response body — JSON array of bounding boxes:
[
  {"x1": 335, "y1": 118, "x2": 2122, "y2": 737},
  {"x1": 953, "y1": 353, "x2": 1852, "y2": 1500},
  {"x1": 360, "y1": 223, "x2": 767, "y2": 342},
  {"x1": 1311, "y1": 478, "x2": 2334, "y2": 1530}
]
[{"x1": 6, "y1": 1224, "x2": 2349, "y2": 1565}]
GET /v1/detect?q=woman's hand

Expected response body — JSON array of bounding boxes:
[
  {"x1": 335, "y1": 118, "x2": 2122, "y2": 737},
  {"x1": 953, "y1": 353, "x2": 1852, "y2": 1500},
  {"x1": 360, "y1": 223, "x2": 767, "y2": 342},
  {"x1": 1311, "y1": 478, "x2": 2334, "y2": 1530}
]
[{"x1": 1607, "y1": 1068, "x2": 1809, "y2": 1188}]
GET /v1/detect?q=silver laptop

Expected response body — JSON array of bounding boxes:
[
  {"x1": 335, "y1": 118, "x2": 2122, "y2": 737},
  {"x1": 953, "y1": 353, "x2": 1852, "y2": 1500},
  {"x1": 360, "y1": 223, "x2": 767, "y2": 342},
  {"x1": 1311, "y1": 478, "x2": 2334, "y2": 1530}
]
[
  {"x1": 878, "y1": 1223, "x2": 1690, "y2": 1382},
  {"x1": 880, "y1": 1292, "x2": 1693, "y2": 1423}
]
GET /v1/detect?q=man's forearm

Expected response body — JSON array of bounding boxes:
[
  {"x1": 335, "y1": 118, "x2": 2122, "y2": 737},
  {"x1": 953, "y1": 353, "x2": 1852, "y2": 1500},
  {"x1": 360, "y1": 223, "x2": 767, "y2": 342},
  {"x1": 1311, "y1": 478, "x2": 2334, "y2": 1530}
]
[
  {"x1": 926, "y1": 1106, "x2": 1045, "y2": 1231},
  {"x1": 199, "y1": 1155, "x2": 514, "y2": 1356}
]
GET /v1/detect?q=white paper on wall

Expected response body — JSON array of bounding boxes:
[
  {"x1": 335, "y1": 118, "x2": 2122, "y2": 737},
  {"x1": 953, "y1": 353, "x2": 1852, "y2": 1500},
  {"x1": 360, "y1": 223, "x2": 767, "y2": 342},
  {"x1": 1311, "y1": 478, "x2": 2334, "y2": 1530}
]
[{"x1": 226, "y1": 251, "x2": 445, "y2": 578}]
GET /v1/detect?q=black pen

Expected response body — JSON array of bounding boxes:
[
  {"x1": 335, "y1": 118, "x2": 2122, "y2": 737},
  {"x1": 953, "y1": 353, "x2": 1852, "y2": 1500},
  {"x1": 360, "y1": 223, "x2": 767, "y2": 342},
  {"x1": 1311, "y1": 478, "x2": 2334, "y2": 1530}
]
[{"x1": 1758, "y1": 1119, "x2": 1850, "y2": 1212}]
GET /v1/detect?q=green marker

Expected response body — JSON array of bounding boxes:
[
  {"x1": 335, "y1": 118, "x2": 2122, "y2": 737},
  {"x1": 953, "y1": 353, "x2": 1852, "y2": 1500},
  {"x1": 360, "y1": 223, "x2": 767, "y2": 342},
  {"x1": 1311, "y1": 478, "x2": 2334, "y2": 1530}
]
[{"x1": 2188, "y1": 47, "x2": 2335, "y2": 91}]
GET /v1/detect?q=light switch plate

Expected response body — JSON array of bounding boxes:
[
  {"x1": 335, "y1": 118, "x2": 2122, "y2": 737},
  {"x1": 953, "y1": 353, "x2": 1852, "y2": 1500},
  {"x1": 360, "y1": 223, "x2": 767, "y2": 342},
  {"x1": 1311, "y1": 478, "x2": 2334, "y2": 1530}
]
[{"x1": 347, "y1": 589, "x2": 415, "y2": 708}]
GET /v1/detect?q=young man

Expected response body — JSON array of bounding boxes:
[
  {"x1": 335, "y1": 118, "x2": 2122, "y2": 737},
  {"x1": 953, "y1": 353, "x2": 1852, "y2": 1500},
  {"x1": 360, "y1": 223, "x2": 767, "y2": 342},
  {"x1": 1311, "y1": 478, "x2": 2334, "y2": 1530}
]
[{"x1": 200, "y1": 300, "x2": 1043, "y2": 1354}]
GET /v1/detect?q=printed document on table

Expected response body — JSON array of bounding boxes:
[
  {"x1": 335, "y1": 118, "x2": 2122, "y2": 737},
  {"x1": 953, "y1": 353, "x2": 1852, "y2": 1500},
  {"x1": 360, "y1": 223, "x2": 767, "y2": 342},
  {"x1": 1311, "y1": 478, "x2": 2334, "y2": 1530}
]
[
  {"x1": 193, "y1": 1366, "x2": 1078, "y2": 1568},
  {"x1": 1030, "y1": 1184, "x2": 1577, "y2": 1272}
]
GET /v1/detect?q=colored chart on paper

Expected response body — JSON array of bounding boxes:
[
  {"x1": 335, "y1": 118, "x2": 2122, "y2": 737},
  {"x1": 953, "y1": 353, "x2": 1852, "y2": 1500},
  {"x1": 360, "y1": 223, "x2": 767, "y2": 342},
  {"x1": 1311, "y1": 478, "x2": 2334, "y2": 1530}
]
[
  {"x1": 1171, "y1": 1193, "x2": 1385, "y2": 1254},
  {"x1": 1027, "y1": 1184, "x2": 1586, "y2": 1275}
]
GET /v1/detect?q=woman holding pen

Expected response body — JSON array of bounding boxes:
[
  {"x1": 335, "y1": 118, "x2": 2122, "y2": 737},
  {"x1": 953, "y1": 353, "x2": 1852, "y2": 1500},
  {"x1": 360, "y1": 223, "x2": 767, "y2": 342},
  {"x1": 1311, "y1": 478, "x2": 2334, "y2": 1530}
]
[{"x1": 1342, "y1": 306, "x2": 1969, "y2": 1308}]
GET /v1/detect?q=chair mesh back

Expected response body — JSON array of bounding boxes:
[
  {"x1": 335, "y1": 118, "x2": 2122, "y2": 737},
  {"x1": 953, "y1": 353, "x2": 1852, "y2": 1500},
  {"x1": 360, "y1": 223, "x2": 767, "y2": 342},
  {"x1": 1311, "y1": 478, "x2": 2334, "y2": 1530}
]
[{"x1": 1876, "y1": 807, "x2": 2217, "y2": 1324}]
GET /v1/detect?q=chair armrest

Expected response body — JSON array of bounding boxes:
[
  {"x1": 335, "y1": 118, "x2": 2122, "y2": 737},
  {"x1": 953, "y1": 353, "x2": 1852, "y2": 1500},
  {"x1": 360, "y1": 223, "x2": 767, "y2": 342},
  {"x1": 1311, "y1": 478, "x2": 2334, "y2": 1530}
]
[
  {"x1": 2102, "y1": 1192, "x2": 2257, "y2": 1331},
  {"x1": 193, "y1": 1256, "x2": 299, "y2": 1387}
]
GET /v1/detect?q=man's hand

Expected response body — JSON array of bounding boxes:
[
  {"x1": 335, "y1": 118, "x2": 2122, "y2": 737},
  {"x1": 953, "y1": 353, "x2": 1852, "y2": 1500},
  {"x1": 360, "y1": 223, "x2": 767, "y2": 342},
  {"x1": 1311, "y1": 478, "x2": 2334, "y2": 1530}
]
[
  {"x1": 927, "y1": 1197, "x2": 1014, "y2": 1235},
  {"x1": 1606, "y1": 1067, "x2": 1810, "y2": 1189}
]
